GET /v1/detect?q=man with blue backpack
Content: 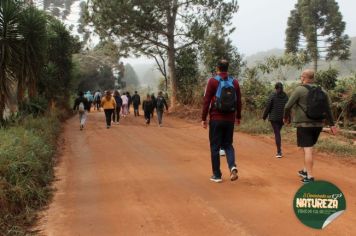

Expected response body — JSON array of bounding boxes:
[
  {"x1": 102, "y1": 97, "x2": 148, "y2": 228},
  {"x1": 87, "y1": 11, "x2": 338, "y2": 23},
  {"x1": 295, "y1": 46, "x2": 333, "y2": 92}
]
[{"x1": 201, "y1": 59, "x2": 242, "y2": 183}]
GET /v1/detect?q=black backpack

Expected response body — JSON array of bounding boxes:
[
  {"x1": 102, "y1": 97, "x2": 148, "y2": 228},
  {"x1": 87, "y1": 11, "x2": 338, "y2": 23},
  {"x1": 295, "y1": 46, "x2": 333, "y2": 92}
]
[
  {"x1": 213, "y1": 75, "x2": 237, "y2": 113},
  {"x1": 301, "y1": 85, "x2": 328, "y2": 120},
  {"x1": 157, "y1": 97, "x2": 164, "y2": 110}
]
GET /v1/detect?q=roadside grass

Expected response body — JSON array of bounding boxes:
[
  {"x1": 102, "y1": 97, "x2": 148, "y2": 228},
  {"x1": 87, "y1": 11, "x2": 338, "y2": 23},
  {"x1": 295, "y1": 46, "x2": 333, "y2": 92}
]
[{"x1": 0, "y1": 113, "x2": 61, "y2": 235}]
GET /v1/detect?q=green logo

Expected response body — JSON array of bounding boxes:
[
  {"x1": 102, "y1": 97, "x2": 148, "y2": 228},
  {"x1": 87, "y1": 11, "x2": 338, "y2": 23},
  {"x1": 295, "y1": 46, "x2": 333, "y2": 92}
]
[{"x1": 293, "y1": 180, "x2": 346, "y2": 229}]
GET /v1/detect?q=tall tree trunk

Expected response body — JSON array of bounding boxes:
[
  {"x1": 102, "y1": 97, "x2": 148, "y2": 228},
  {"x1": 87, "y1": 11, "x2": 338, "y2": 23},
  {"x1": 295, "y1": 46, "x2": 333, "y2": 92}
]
[
  {"x1": 313, "y1": 56, "x2": 318, "y2": 72},
  {"x1": 167, "y1": 45, "x2": 176, "y2": 107},
  {"x1": 0, "y1": 94, "x2": 5, "y2": 122}
]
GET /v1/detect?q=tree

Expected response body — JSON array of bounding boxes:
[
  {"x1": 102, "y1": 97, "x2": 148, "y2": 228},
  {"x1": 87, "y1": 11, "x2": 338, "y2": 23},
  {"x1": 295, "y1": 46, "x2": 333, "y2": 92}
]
[
  {"x1": 201, "y1": 22, "x2": 243, "y2": 77},
  {"x1": 86, "y1": 0, "x2": 238, "y2": 107},
  {"x1": 315, "y1": 68, "x2": 338, "y2": 91},
  {"x1": 176, "y1": 47, "x2": 199, "y2": 105},
  {"x1": 285, "y1": 0, "x2": 350, "y2": 72},
  {"x1": 0, "y1": 0, "x2": 21, "y2": 120}
]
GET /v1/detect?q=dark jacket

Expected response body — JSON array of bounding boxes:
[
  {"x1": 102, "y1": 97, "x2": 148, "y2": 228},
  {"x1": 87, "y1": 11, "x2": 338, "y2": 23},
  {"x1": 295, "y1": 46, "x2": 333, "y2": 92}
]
[
  {"x1": 156, "y1": 96, "x2": 168, "y2": 111},
  {"x1": 143, "y1": 100, "x2": 154, "y2": 112},
  {"x1": 132, "y1": 94, "x2": 141, "y2": 106},
  {"x1": 263, "y1": 91, "x2": 288, "y2": 122},
  {"x1": 73, "y1": 96, "x2": 90, "y2": 111},
  {"x1": 202, "y1": 72, "x2": 242, "y2": 122},
  {"x1": 114, "y1": 95, "x2": 123, "y2": 108}
]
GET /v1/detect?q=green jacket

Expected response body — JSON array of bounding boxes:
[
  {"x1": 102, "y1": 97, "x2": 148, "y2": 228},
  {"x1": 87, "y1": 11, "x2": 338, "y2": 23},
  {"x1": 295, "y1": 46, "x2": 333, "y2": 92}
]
[{"x1": 284, "y1": 84, "x2": 334, "y2": 127}]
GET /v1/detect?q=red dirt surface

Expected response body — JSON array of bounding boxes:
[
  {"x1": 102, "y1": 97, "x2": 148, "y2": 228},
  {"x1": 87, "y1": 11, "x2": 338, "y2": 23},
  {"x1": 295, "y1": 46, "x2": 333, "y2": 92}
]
[{"x1": 37, "y1": 111, "x2": 356, "y2": 235}]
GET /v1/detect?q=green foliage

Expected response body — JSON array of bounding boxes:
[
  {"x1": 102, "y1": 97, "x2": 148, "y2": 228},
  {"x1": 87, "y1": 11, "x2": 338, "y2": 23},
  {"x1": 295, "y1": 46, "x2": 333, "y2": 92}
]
[
  {"x1": 0, "y1": 115, "x2": 61, "y2": 235},
  {"x1": 86, "y1": 0, "x2": 239, "y2": 105},
  {"x1": 315, "y1": 68, "x2": 338, "y2": 91},
  {"x1": 176, "y1": 47, "x2": 201, "y2": 105},
  {"x1": 316, "y1": 137, "x2": 356, "y2": 157},
  {"x1": 236, "y1": 111, "x2": 273, "y2": 134},
  {"x1": 241, "y1": 77, "x2": 273, "y2": 111},
  {"x1": 285, "y1": 0, "x2": 351, "y2": 71},
  {"x1": 201, "y1": 23, "x2": 244, "y2": 77}
]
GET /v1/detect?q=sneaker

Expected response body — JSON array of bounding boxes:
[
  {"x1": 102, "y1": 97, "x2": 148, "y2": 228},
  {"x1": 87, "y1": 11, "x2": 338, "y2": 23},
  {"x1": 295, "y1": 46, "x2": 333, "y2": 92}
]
[
  {"x1": 230, "y1": 167, "x2": 238, "y2": 181},
  {"x1": 210, "y1": 175, "x2": 222, "y2": 183},
  {"x1": 219, "y1": 149, "x2": 226, "y2": 156},
  {"x1": 298, "y1": 170, "x2": 307, "y2": 178},
  {"x1": 276, "y1": 152, "x2": 282, "y2": 158},
  {"x1": 301, "y1": 176, "x2": 314, "y2": 184},
  {"x1": 106, "y1": 125, "x2": 110, "y2": 129}
]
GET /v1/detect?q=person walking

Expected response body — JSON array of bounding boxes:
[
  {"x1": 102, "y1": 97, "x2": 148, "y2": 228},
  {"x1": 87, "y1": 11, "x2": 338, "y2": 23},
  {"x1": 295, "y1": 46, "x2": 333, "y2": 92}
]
[
  {"x1": 284, "y1": 69, "x2": 337, "y2": 184},
  {"x1": 113, "y1": 90, "x2": 122, "y2": 124},
  {"x1": 93, "y1": 90, "x2": 102, "y2": 111},
  {"x1": 126, "y1": 92, "x2": 132, "y2": 114},
  {"x1": 84, "y1": 91, "x2": 94, "y2": 112},
  {"x1": 132, "y1": 91, "x2": 141, "y2": 117},
  {"x1": 150, "y1": 93, "x2": 156, "y2": 118},
  {"x1": 156, "y1": 91, "x2": 168, "y2": 127},
  {"x1": 101, "y1": 90, "x2": 116, "y2": 129},
  {"x1": 121, "y1": 92, "x2": 129, "y2": 117},
  {"x1": 73, "y1": 91, "x2": 90, "y2": 130},
  {"x1": 143, "y1": 94, "x2": 153, "y2": 126},
  {"x1": 263, "y1": 82, "x2": 289, "y2": 158},
  {"x1": 201, "y1": 59, "x2": 242, "y2": 183}
]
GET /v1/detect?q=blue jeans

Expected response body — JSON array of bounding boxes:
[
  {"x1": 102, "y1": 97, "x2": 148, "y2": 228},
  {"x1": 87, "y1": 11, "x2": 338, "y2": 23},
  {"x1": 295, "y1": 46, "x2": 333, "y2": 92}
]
[{"x1": 209, "y1": 120, "x2": 236, "y2": 177}]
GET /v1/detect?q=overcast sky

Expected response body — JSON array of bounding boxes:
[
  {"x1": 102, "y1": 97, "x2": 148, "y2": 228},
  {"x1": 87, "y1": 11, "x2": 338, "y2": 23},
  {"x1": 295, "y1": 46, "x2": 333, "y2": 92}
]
[{"x1": 232, "y1": 0, "x2": 356, "y2": 56}]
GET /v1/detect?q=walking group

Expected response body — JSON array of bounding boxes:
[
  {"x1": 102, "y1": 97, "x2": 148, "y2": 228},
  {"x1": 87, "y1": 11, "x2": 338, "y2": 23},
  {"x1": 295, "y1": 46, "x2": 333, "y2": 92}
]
[
  {"x1": 201, "y1": 60, "x2": 337, "y2": 184},
  {"x1": 73, "y1": 89, "x2": 169, "y2": 129},
  {"x1": 74, "y1": 59, "x2": 337, "y2": 186}
]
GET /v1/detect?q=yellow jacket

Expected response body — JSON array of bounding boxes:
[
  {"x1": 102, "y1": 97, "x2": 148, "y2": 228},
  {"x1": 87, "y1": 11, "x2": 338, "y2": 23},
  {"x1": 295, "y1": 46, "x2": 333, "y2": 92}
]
[{"x1": 101, "y1": 96, "x2": 116, "y2": 109}]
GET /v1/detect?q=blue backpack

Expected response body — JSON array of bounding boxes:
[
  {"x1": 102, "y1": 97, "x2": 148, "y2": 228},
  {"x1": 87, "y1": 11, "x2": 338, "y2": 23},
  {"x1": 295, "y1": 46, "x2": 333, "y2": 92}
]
[{"x1": 213, "y1": 75, "x2": 237, "y2": 113}]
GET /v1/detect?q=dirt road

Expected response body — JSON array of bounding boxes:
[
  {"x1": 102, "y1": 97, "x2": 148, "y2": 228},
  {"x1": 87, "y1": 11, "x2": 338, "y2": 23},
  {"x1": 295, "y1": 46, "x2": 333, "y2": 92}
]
[{"x1": 38, "y1": 111, "x2": 356, "y2": 235}]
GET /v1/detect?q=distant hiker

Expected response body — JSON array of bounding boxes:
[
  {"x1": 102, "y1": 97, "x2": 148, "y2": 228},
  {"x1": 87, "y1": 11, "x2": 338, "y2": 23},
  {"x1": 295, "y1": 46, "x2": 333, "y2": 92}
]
[
  {"x1": 73, "y1": 91, "x2": 90, "y2": 130},
  {"x1": 132, "y1": 91, "x2": 141, "y2": 117},
  {"x1": 150, "y1": 93, "x2": 157, "y2": 118},
  {"x1": 121, "y1": 92, "x2": 129, "y2": 117},
  {"x1": 143, "y1": 94, "x2": 153, "y2": 125},
  {"x1": 113, "y1": 90, "x2": 123, "y2": 124},
  {"x1": 93, "y1": 90, "x2": 102, "y2": 111},
  {"x1": 101, "y1": 90, "x2": 116, "y2": 129},
  {"x1": 284, "y1": 69, "x2": 337, "y2": 184},
  {"x1": 126, "y1": 92, "x2": 132, "y2": 114},
  {"x1": 263, "y1": 82, "x2": 289, "y2": 158},
  {"x1": 156, "y1": 91, "x2": 168, "y2": 127},
  {"x1": 201, "y1": 59, "x2": 242, "y2": 183},
  {"x1": 84, "y1": 91, "x2": 94, "y2": 111}
]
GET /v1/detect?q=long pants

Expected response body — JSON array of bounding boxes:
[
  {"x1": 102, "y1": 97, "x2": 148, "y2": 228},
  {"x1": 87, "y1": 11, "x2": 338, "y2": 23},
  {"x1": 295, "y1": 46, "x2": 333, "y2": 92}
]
[
  {"x1": 133, "y1": 104, "x2": 140, "y2": 116},
  {"x1": 271, "y1": 121, "x2": 284, "y2": 153},
  {"x1": 144, "y1": 111, "x2": 151, "y2": 124},
  {"x1": 121, "y1": 104, "x2": 128, "y2": 116},
  {"x1": 157, "y1": 109, "x2": 164, "y2": 124},
  {"x1": 112, "y1": 106, "x2": 121, "y2": 122},
  {"x1": 95, "y1": 100, "x2": 100, "y2": 110},
  {"x1": 79, "y1": 111, "x2": 87, "y2": 126},
  {"x1": 209, "y1": 120, "x2": 236, "y2": 178},
  {"x1": 104, "y1": 109, "x2": 114, "y2": 126}
]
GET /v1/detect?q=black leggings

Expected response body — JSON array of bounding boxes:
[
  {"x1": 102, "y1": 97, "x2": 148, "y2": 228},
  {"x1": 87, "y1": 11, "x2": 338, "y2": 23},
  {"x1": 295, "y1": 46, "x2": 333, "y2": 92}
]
[
  {"x1": 104, "y1": 109, "x2": 114, "y2": 126},
  {"x1": 271, "y1": 121, "x2": 284, "y2": 153},
  {"x1": 112, "y1": 106, "x2": 121, "y2": 122}
]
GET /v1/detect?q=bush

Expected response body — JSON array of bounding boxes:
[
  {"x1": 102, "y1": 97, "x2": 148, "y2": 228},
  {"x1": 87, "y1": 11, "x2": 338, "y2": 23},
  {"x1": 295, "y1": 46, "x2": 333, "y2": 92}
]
[
  {"x1": 0, "y1": 114, "x2": 60, "y2": 235},
  {"x1": 236, "y1": 111, "x2": 273, "y2": 134}
]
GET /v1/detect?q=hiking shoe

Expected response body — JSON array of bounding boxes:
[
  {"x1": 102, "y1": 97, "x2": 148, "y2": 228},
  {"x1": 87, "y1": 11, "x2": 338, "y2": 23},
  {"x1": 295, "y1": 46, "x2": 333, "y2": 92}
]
[
  {"x1": 230, "y1": 167, "x2": 238, "y2": 181},
  {"x1": 276, "y1": 152, "x2": 282, "y2": 158},
  {"x1": 210, "y1": 175, "x2": 222, "y2": 183},
  {"x1": 298, "y1": 170, "x2": 307, "y2": 178},
  {"x1": 301, "y1": 177, "x2": 314, "y2": 184},
  {"x1": 219, "y1": 149, "x2": 226, "y2": 156}
]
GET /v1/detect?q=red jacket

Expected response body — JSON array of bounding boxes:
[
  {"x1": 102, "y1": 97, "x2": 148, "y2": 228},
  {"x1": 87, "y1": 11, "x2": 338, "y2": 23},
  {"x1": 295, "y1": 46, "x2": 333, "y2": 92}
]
[{"x1": 202, "y1": 72, "x2": 242, "y2": 122}]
